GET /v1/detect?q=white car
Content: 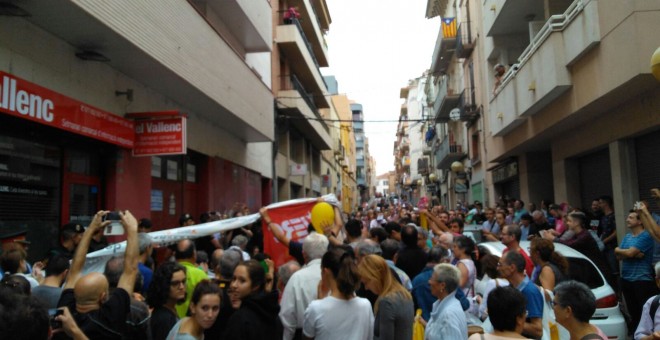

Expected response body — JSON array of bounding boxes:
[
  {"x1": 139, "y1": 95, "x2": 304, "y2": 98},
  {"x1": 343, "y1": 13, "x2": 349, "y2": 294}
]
[{"x1": 478, "y1": 241, "x2": 627, "y2": 340}]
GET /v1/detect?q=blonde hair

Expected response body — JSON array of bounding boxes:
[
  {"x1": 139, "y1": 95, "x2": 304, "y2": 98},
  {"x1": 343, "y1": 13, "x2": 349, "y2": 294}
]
[{"x1": 357, "y1": 254, "x2": 412, "y2": 313}]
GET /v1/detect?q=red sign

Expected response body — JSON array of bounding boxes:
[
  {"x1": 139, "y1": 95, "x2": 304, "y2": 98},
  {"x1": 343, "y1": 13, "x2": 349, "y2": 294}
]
[
  {"x1": 132, "y1": 116, "x2": 187, "y2": 156},
  {"x1": 262, "y1": 201, "x2": 316, "y2": 267},
  {"x1": 0, "y1": 71, "x2": 134, "y2": 147}
]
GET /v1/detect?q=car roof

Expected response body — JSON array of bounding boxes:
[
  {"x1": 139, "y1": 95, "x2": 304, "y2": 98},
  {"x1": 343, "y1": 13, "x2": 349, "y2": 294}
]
[{"x1": 480, "y1": 241, "x2": 591, "y2": 260}]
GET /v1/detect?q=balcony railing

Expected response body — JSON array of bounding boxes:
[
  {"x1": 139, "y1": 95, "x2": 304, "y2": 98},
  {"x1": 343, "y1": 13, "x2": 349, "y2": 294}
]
[
  {"x1": 282, "y1": 16, "x2": 321, "y2": 71},
  {"x1": 456, "y1": 22, "x2": 475, "y2": 58},
  {"x1": 458, "y1": 87, "x2": 478, "y2": 122},
  {"x1": 417, "y1": 157, "x2": 430, "y2": 175},
  {"x1": 435, "y1": 135, "x2": 466, "y2": 169},
  {"x1": 492, "y1": 0, "x2": 585, "y2": 98},
  {"x1": 289, "y1": 74, "x2": 323, "y2": 121}
]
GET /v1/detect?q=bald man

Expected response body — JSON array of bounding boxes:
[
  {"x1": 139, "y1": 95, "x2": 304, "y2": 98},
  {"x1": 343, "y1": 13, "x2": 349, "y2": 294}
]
[{"x1": 56, "y1": 210, "x2": 139, "y2": 340}]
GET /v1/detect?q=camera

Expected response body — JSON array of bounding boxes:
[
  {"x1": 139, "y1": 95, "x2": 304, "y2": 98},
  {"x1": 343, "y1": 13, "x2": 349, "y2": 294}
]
[
  {"x1": 102, "y1": 211, "x2": 124, "y2": 235},
  {"x1": 48, "y1": 308, "x2": 63, "y2": 329}
]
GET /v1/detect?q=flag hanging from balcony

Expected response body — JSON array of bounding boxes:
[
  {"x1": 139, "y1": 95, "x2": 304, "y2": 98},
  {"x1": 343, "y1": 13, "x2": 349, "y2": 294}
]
[{"x1": 441, "y1": 17, "x2": 457, "y2": 38}]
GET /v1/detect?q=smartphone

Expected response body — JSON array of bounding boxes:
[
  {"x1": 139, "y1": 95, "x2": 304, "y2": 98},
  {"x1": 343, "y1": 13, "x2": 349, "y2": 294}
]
[
  {"x1": 634, "y1": 201, "x2": 644, "y2": 210},
  {"x1": 48, "y1": 308, "x2": 63, "y2": 329},
  {"x1": 103, "y1": 211, "x2": 124, "y2": 235}
]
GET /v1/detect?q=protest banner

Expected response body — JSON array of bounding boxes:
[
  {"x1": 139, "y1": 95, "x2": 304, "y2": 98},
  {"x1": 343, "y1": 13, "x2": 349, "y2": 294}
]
[{"x1": 82, "y1": 194, "x2": 339, "y2": 274}]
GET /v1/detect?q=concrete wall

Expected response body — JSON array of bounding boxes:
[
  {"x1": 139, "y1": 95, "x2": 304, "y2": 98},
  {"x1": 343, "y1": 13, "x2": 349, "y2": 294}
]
[{"x1": 0, "y1": 16, "x2": 273, "y2": 177}]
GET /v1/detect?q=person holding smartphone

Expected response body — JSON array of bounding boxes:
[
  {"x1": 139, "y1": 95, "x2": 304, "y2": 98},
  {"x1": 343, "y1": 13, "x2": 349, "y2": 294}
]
[{"x1": 56, "y1": 210, "x2": 139, "y2": 340}]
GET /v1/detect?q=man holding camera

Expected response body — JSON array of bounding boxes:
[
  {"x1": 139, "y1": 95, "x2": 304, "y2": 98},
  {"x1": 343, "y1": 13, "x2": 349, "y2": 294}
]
[{"x1": 56, "y1": 210, "x2": 139, "y2": 340}]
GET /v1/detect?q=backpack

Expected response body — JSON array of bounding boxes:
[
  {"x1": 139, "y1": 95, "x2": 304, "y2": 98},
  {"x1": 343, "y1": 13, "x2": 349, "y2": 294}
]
[{"x1": 650, "y1": 294, "x2": 660, "y2": 320}]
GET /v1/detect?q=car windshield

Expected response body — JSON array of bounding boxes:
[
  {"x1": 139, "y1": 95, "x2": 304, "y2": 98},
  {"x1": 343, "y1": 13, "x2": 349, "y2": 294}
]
[{"x1": 565, "y1": 257, "x2": 604, "y2": 289}]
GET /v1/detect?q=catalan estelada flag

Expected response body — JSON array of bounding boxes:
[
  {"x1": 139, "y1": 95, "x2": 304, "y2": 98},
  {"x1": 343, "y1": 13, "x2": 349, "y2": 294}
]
[{"x1": 442, "y1": 17, "x2": 457, "y2": 38}]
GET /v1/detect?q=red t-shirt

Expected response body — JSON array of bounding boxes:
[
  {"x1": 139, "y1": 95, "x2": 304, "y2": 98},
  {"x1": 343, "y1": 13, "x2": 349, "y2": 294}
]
[{"x1": 503, "y1": 246, "x2": 535, "y2": 278}]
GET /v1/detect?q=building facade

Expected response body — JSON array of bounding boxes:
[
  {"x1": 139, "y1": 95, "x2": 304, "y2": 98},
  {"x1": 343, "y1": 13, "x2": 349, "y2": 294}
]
[
  {"x1": 483, "y1": 0, "x2": 660, "y2": 239},
  {"x1": 272, "y1": 0, "x2": 333, "y2": 201},
  {"x1": 0, "y1": 0, "x2": 274, "y2": 261}
]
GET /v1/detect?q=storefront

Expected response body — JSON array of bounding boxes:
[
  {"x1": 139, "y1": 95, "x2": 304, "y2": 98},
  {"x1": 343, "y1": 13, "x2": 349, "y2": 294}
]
[{"x1": 0, "y1": 71, "x2": 267, "y2": 262}]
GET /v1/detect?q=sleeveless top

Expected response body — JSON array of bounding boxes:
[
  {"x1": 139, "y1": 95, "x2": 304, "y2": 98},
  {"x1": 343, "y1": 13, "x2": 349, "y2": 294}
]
[
  {"x1": 534, "y1": 262, "x2": 566, "y2": 287},
  {"x1": 458, "y1": 258, "x2": 476, "y2": 297}
]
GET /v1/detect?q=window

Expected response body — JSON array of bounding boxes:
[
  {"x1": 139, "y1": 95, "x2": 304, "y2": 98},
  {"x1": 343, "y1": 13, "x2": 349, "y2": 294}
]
[
  {"x1": 471, "y1": 132, "x2": 480, "y2": 164},
  {"x1": 566, "y1": 258, "x2": 605, "y2": 289}
]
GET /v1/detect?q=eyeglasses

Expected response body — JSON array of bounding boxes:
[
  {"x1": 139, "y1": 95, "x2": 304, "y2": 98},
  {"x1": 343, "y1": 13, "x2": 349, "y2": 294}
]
[{"x1": 170, "y1": 279, "x2": 186, "y2": 287}]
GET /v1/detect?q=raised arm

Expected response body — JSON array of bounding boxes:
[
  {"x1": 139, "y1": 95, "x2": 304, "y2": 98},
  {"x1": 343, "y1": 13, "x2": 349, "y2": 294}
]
[
  {"x1": 117, "y1": 210, "x2": 139, "y2": 295},
  {"x1": 421, "y1": 209, "x2": 448, "y2": 235},
  {"x1": 639, "y1": 206, "x2": 660, "y2": 242},
  {"x1": 260, "y1": 207, "x2": 290, "y2": 247},
  {"x1": 64, "y1": 211, "x2": 110, "y2": 289}
]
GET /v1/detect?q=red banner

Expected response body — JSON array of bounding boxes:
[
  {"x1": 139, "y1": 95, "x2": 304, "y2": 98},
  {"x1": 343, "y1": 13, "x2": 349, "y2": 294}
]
[
  {"x1": 132, "y1": 116, "x2": 187, "y2": 156},
  {"x1": 262, "y1": 201, "x2": 316, "y2": 267},
  {"x1": 0, "y1": 71, "x2": 134, "y2": 147}
]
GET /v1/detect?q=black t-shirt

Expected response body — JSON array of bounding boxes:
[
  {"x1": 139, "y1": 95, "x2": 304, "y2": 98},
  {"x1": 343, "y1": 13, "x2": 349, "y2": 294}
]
[
  {"x1": 150, "y1": 306, "x2": 179, "y2": 340},
  {"x1": 57, "y1": 288, "x2": 131, "y2": 340},
  {"x1": 396, "y1": 247, "x2": 429, "y2": 280}
]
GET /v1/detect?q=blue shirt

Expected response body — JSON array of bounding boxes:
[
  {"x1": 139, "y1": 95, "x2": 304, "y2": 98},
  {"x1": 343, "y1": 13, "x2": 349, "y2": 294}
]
[
  {"x1": 517, "y1": 276, "x2": 543, "y2": 319},
  {"x1": 424, "y1": 292, "x2": 467, "y2": 340},
  {"x1": 138, "y1": 262, "x2": 153, "y2": 295},
  {"x1": 520, "y1": 224, "x2": 530, "y2": 241},
  {"x1": 620, "y1": 230, "x2": 655, "y2": 281},
  {"x1": 412, "y1": 266, "x2": 470, "y2": 321}
]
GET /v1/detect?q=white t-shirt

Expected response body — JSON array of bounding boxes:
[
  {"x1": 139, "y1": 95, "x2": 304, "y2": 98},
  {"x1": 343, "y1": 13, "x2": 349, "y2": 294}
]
[{"x1": 303, "y1": 296, "x2": 374, "y2": 340}]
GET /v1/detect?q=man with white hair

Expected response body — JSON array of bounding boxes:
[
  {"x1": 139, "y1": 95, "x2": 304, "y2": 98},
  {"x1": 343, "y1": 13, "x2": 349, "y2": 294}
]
[
  {"x1": 280, "y1": 232, "x2": 329, "y2": 340},
  {"x1": 635, "y1": 262, "x2": 660, "y2": 339},
  {"x1": 277, "y1": 260, "x2": 302, "y2": 293}
]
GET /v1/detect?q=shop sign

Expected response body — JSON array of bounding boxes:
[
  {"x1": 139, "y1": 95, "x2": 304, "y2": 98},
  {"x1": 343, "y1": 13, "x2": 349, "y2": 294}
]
[
  {"x1": 290, "y1": 163, "x2": 307, "y2": 176},
  {"x1": 131, "y1": 116, "x2": 187, "y2": 156},
  {"x1": 0, "y1": 72, "x2": 134, "y2": 147}
]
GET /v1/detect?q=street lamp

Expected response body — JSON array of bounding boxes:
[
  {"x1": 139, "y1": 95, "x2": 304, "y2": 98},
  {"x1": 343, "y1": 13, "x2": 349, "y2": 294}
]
[{"x1": 652, "y1": 46, "x2": 660, "y2": 82}]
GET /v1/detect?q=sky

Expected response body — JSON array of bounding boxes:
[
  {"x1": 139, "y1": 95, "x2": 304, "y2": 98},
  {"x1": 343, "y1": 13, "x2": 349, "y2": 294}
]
[{"x1": 321, "y1": 0, "x2": 440, "y2": 176}]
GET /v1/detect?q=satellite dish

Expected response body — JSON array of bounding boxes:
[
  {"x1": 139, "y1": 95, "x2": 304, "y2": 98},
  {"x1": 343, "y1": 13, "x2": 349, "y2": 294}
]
[{"x1": 449, "y1": 108, "x2": 461, "y2": 121}]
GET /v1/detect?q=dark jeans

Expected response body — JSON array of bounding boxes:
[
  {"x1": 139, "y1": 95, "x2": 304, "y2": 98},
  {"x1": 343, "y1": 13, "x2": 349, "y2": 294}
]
[{"x1": 621, "y1": 279, "x2": 658, "y2": 330}]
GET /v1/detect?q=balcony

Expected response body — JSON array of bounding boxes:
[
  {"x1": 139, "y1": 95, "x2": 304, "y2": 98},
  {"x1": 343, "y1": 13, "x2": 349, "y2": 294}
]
[
  {"x1": 430, "y1": 20, "x2": 457, "y2": 75},
  {"x1": 432, "y1": 79, "x2": 460, "y2": 123},
  {"x1": 422, "y1": 140, "x2": 436, "y2": 156},
  {"x1": 288, "y1": 0, "x2": 329, "y2": 67},
  {"x1": 357, "y1": 158, "x2": 365, "y2": 167},
  {"x1": 484, "y1": 0, "x2": 544, "y2": 37},
  {"x1": 425, "y1": 0, "x2": 451, "y2": 19},
  {"x1": 17, "y1": 0, "x2": 274, "y2": 142},
  {"x1": 356, "y1": 139, "x2": 364, "y2": 149},
  {"x1": 456, "y1": 22, "x2": 475, "y2": 59},
  {"x1": 490, "y1": 0, "x2": 595, "y2": 136},
  {"x1": 435, "y1": 135, "x2": 467, "y2": 169},
  {"x1": 402, "y1": 156, "x2": 411, "y2": 168},
  {"x1": 417, "y1": 157, "x2": 430, "y2": 175},
  {"x1": 401, "y1": 103, "x2": 408, "y2": 116},
  {"x1": 277, "y1": 23, "x2": 329, "y2": 108},
  {"x1": 277, "y1": 75, "x2": 332, "y2": 149},
  {"x1": 203, "y1": 0, "x2": 272, "y2": 52},
  {"x1": 458, "y1": 87, "x2": 479, "y2": 122}
]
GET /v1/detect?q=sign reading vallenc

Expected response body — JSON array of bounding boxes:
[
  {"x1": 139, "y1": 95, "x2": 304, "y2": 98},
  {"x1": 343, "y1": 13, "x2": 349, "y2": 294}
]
[
  {"x1": 132, "y1": 117, "x2": 187, "y2": 156},
  {"x1": 0, "y1": 71, "x2": 134, "y2": 148}
]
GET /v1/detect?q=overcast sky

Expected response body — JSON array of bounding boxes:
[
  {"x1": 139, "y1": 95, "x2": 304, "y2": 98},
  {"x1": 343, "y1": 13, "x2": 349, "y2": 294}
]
[{"x1": 322, "y1": 0, "x2": 439, "y2": 176}]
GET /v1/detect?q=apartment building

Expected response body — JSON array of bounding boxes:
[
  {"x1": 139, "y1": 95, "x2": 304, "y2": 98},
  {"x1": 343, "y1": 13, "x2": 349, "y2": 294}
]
[
  {"x1": 272, "y1": 0, "x2": 333, "y2": 200},
  {"x1": 425, "y1": 0, "x2": 486, "y2": 209},
  {"x1": 330, "y1": 92, "x2": 358, "y2": 213},
  {"x1": 483, "y1": 0, "x2": 660, "y2": 237},
  {"x1": 0, "y1": 0, "x2": 274, "y2": 261}
]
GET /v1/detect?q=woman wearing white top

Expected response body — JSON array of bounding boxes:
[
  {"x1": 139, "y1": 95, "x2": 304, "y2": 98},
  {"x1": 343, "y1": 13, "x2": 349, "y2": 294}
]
[
  {"x1": 303, "y1": 247, "x2": 374, "y2": 340},
  {"x1": 454, "y1": 236, "x2": 477, "y2": 298}
]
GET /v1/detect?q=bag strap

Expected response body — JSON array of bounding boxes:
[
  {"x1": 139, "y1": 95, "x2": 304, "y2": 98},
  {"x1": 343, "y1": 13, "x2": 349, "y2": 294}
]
[{"x1": 650, "y1": 294, "x2": 660, "y2": 320}]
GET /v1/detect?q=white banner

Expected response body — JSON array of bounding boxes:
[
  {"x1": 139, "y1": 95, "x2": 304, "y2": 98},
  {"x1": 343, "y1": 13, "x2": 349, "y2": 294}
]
[{"x1": 81, "y1": 194, "x2": 339, "y2": 273}]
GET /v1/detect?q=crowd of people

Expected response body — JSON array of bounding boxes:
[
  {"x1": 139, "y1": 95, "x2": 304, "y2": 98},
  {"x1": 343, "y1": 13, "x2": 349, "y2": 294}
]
[{"x1": 1, "y1": 189, "x2": 660, "y2": 339}]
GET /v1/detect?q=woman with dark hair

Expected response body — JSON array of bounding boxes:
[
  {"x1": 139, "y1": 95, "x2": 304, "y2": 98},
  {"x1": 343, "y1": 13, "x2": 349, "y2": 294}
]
[
  {"x1": 303, "y1": 248, "x2": 373, "y2": 340},
  {"x1": 166, "y1": 280, "x2": 222, "y2": 339},
  {"x1": 541, "y1": 212, "x2": 613, "y2": 285},
  {"x1": 476, "y1": 254, "x2": 510, "y2": 321},
  {"x1": 530, "y1": 238, "x2": 568, "y2": 291},
  {"x1": 453, "y1": 236, "x2": 477, "y2": 299},
  {"x1": 148, "y1": 261, "x2": 187, "y2": 340},
  {"x1": 223, "y1": 259, "x2": 282, "y2": 340},
  {"x1": 469, "y1": 286, "x2": 531, "y2": 339},
  {"x1": 553, "y1": 280, "x2": 607, "y2": 340},
  {"x1": 358, "y1": 254, "x2": 413, "y2": 340}
]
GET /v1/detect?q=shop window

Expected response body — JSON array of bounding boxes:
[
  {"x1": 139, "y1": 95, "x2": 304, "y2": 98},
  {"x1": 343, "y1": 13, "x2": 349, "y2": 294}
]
[{"x1": 151, "y1": 157, "x2": 162, "y2": 178}]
